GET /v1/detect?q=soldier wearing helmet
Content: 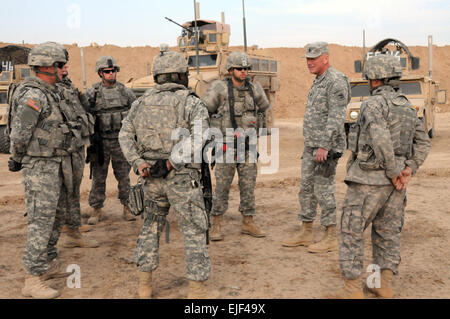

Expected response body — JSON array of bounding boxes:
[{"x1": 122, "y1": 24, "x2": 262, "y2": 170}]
[
  {"x1": 84, "y1": 55, "x2": 136, "y2": 225},
  {"x1": 282, "y1": 42, "x2": 351, "y2": 254},
  {"x1": 119, "y1": 45, "x2": 219, "y2": 299},
  {"x1": 326, "y1": 54, "x2": 430, "y2": 298},
  {"x1": 55, "y1": 49, "x2": 99, "y2": 248},
  {"x1": 8, "y1": 42, "x2": 85, "y2": 299},
  {"x1": 202, "y1": 51, "x2": 270, "y2": 241}
]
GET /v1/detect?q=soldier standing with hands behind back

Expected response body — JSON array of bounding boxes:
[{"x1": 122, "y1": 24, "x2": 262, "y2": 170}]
[
  {"x1": 282, "y1": 42, "x2": 350, "y2": 253},
  {"x1": 85, "y1": 56, "x2": 136, "y2": 225}
]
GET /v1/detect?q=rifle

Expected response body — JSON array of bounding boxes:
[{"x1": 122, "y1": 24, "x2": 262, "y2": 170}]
[
  {"x1": 201, "y1": 140, "x2": 214, "y2": 245},
  {"x1": 85, "y1": 90, "x2": 104, "y2": 178}
]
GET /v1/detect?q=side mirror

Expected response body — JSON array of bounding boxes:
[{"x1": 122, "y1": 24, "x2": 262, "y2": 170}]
[
  {"x1": 437, "y1": 90, "x2": 447, "y2": 104},
  {"x1": 411, "y1": 57, "x2": 420, "y2": 70},
  {"x1": 354, "y1": 60, "x2": 362, "y2": 73}
]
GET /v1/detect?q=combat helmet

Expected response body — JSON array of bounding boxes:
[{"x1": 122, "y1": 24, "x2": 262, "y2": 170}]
[
  {"x1": 363, "y1": 54, "x2": 402, "y2": 80},
  {"x1": 95, "y1": 56, "x2": 120, "y2": 72},
  {"x1": 152, "y1": 44, "x2": 188, "y2": 76},
  {"x1": 226, "y1": 51, "x2": 251, "y2": 71},
  {"x1": 28, "y1": 42, "x2": 67, "y2": 67}
]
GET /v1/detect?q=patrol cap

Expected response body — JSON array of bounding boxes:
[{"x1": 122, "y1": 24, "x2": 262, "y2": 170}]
[{"x1": 304, "y1": 41, "x2": 329, "y2": 58}]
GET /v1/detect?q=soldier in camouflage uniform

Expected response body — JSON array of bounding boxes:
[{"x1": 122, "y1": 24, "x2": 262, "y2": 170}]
[
  {"x1": 326, "y1": 54, "x2": 431, "y2": 299},
  {"x1": 282, "y1": 42, "x2": 350, "y2": 253},
  {"x1": 8, "y1": 42, "x2": 85, "y2": 299},
  {"x1": 202, "y1": 51, "x2": 270, "y2": 241},
  {"x1": 56, "y1": 50, "x2": 99, "y2": 248},
  {"x1": 119, "y1": 45, "x2": 219, "y2": 299},
  {"x1": 85, "y1": 56, "x2": 136, "y2": 224}
]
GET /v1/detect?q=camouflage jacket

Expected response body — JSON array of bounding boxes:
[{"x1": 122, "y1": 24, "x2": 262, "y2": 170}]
[
  {"x1": 303, "y1": 66, "x2": 350, "y2": 153},
  {"x1": 202, "y1": 77, "x2": 270, "y2": 133},
  {"x1": 118, "y1": 83, "x2": 209, "y2": 172},
  {"x1": 85, "y1": 81, "x2": 136, "y2": 139},
  {"x1": 345, "y1": 85, "x2": 431, "y2": 185}
]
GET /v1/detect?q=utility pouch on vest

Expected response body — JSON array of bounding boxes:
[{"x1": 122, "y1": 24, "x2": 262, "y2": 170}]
[
  {"x1": 347, "y1": 123, "x2": 360, "y2": 153},
  {"x1": 111, "y1": 111, "x2": 122, "y2": 132},
  {"x1": 128, "y1": 182, "x2": 145, "y2": 216},
  {"x1": 98, "y1": 113, "x2": 112, "y2": 132}
]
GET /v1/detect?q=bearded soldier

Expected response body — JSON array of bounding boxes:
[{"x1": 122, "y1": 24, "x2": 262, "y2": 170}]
[
  {"x1": 85, "y1": 56, "x2": 136, "y2": 224},
  {"x1": 282, "y1": 42, "x2": 350, "y2": 253},
  {"x1": 119, "y1": 45, "x2": 219, "y2": 299},
  {"x1": 202, "y1": 51, "x2": 270, "y2": 241},
  {"x1": 8, "y1": 42, "x2": 85, "y2": 298},
  {"x1": 326, "y1": 54, "x2": 431, "y2": 298}
]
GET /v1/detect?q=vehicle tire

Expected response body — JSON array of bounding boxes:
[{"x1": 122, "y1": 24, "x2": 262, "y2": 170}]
[{"x1": 0, "y1": 126, "x2": 10, "y2": 154}]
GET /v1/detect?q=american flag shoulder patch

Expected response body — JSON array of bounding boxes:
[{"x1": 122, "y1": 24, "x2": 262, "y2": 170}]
[{"x1": 26, "y1": 98, "x2": 41, "y2": 112}]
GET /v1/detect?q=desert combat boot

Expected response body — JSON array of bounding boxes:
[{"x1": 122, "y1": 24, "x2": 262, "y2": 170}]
[
  {"x1": 41, "y1": 259, "x2": 72, "y2": 281},
  {"x1": 324, "y1": 277, "x2": 365, "y2": 299},
  {"x1": 210, "y1": 215, "x2": 224, "y2": 241},
  {"x1": 123, "y1": 204, "x2": 136, "y2": 221},
  {"x1": 242, "y1": 215, "x2": 265, "y2": 238},
  {"x1": 22, "y1": 274, "x2": 60, "y2": 299},
  {"x1": 281, "y1": 221, "x2": 313, "y2": 247},
  {"x1": 307, "y1": 225, "x2": 338, "y2": 253},
  {"x1": 63, "y1": 228, "x2": 100, "y2": 248},
  {"x1": 138, "y1": 271, "x2": 152, "y2": 299},
  {"x1": 367, "y1": 269, "x2": 394, "y2": 298},
  {"x1": 187, "y1": 280, "x2": 221, "y2": 299},
  {"x1": 87, "y1": 207, "x2": 103, "y2": 225}
]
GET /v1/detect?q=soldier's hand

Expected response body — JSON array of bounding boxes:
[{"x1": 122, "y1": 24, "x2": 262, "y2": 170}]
[
  {"x1": 399, "y1": 166, "x2": 413, "y2": 188},
  {"x1": 316, "y1": 148, "x2": 328, "y2": 163},
  {"x1": 166, "y1": 160, "x2": 174, "y2": 172},
  {"x1": 8, "y1": 158, "x2": 23, "y2": 172},
  {"x1": 391, "y1": 176, "x2": 404, "y2": 190},
  {"x1": 138, "y1": 162, "x2": 151, "y2": 178}
]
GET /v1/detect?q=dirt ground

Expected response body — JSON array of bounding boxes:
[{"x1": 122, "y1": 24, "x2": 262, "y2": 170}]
[{"x1": 1, "y1": 111, "x2": 449, "y2": 299}]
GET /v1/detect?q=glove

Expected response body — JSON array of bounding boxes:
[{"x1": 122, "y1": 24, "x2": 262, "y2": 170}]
[
  {"x1": 150, "y1": 159, "x2": 170, "y2": 178},
  {"x1": 8, "y1": 158, "x2": 23, "y2": 172}
]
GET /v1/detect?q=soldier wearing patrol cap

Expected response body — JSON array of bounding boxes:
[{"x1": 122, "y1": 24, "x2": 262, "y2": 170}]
[
  {"x1": 282, "y1": 41, "x2": 351, "y2": 253},
  {"x1": 202, "y1": 51, "x2": 271, "y2": 241},
  {"x1": 84, "y1": 55, "x2": 136, "y2": 225},
  {"x1": 325, "y1": 54, "x2": 430, "y2": 299},
  {"x1": 8, "y1": 42, "x2": 84, "y2": 298},
  {"x1": 119, "y1": 45, "x2": 219, "y2": 299}
]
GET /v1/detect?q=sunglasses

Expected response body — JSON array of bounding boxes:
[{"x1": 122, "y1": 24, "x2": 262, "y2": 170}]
[
  {"x1": 234, "y1": 67, "x2": 249, "y2": 71},
  {"x1": 102, "y1": 69, "x2": 117, "y2": 74},
  {"x1": 55, "y1": 62, "x2": 66, "y2": 69}
]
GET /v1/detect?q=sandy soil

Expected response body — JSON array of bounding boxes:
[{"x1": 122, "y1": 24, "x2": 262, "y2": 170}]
[{"x1": 1, "y1": 110, "x2": 449, "y2": 299}]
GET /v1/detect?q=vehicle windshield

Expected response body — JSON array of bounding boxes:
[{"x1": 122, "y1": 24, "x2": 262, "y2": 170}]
[
  {"x1": 188, "y1": 54, "x2": 217, "y2": 67},
  {"x1": 351, "y1": 81, "x2": 422, "y2": 98}
]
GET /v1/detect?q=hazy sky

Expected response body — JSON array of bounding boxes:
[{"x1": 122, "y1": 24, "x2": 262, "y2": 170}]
[{"x1": 1, "y1": 0, "x2": 449, "y2": 48}]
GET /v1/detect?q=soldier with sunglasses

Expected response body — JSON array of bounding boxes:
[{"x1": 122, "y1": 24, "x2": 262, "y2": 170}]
[
  {"x1": 202, "y1": 51, "x2": 271, "y2": 241},
  {"x1": 84, "y1": 56, "x2": 136, "y2": 225}
]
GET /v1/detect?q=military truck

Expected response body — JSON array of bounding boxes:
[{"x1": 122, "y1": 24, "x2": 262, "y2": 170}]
[
  {"x1": 126, "y1": 17, "x2": 280, "y2": 128},
  {"x1": 346, "y1": 38, "x2": 447, "y2": 138},
  {"x1": 0, "y1": 45, "x2": 32, "y2": 153}
]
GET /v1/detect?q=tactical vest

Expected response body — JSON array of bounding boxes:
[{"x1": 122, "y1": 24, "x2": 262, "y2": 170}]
[
  {"x1": 134, "y1": 87, "x2": 192, "y2": 161},
  {"x1": 354, "y1": 89, "x2": 417, "y2": 169},
  {"x1": 91, "y1": 82, "x2": 130, "y2": 138},
  {"x1": 59, "y1": 82, "x2": 95, "y2": 147},
  {"x1": 12, "y1": 78, "x2": 82, "y2": 157}
]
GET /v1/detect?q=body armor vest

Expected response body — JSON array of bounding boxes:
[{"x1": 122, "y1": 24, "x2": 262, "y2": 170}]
[
  {"x1": 92, "y1": 82, "x2": 130, "y2": 137},
  {"x1": 134, "y1": 88, "x2": 191, "y2": 161}
]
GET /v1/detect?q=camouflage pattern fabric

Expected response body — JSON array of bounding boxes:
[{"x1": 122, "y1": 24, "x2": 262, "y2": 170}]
[
  {"x1": 363, "y1": 54, "x2": 402, "y2": 80},
  {"x1": 88, "y1": 138, "x2": 131, "y2": 208},
  {"x1": 203, "y1": 78, "x2": 270, "y2": 217},
  {"x1": 28, "y1": 42, "x2": 67, "y2": 67},
  {"x1": 119, "y1": 82, "x2": 211, "y2": 280},
  {"x1": 225, "y1": 51, "x2": 252, "y2": 70},
  {"x1": 339, "y1": 84, "x2": 430, "y2": 280},
  {"x1": 95, "y1": 55, "x2": 120, "y2": 72},
  {"x1": 152, "y1": 50, "x2": 188, "y2": 76},
  {"x1": 298, "y1": 146, "x2": 337, "y2": 226},
  {"x1": 298, "y1": 66, "x2": 350, "y2": 226}
]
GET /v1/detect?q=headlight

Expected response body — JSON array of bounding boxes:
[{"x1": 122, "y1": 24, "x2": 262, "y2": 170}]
[{"x1": 350, "y1": 111, "x2": 359, "y2": 119}]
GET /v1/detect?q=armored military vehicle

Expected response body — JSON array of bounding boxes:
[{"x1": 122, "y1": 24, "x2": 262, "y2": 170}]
[
  {"x1": 346, "y1": 38, "x2": 447, "y2": 138},
  {"x1": 126, "y1": 17, "x2": 280, "y2": 128},
  {"x1": 0, "y1": 45, "x2": 32, "y2": 153}
]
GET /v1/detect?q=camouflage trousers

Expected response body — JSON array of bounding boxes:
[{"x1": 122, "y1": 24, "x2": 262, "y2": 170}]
[
  {"x1": 339, "y1": 182, "x2": 407, "y2": 280},
  {"x1": 88, "y1": 138, "x2": 131, "y2": 208},
  {"x1": 298, "y1": 147, "x2": 338, "y2": 227},
  {"x1": 22, "y1": 158, "x2": 67, "y2": 276},
  {"x1": 135, "y1": 167, "x2": 211, "y2": 282},
  {"x1": 64, "y1": 148, "x2": 85, "y2": 229},
  {"x1": 211, "y1": 160, "x2": 257, "y2": 217}
]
